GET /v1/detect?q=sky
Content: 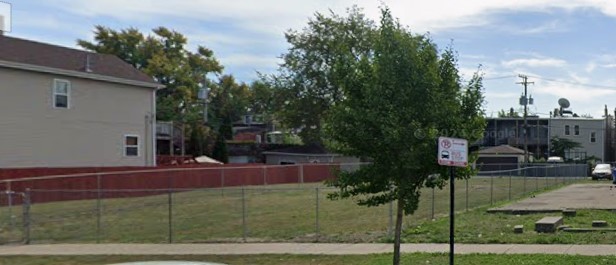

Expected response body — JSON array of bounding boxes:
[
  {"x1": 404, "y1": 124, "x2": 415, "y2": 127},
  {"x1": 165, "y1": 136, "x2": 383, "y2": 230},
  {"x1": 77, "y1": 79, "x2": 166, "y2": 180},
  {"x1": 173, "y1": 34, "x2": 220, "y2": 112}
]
[{"x1": 3, "y1": 0, "x2": 616, "y2": 118}]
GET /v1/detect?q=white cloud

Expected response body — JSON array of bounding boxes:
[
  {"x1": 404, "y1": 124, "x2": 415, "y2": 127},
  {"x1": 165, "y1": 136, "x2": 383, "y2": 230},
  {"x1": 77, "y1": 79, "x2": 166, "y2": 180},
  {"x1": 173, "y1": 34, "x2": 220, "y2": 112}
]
[
  {"x1": 585, "y1": 62, "x2": 596, "y2": 73},
  {"x1": 220, "y1": 54, "x2": 282, "y2": 69},
  {"x1": 495, "y1": 19, "x2": 568, "y2": 35},
  {"x1": 43, "y1": 0, "x2": 616, "y2": 36},
  {"x1": 534, "y1": 80, "x2": 616, "y2": 102},
  {"x1": 502, "y1": 58, "x2": 567, "y2": 68}
]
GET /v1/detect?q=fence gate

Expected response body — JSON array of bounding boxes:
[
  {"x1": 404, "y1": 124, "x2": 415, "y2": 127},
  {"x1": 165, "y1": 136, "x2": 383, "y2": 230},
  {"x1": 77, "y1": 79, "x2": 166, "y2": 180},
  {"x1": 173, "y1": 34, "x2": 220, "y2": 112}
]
[{"x1": 0, "y1": 190, "x2": 29, "y2": 244}]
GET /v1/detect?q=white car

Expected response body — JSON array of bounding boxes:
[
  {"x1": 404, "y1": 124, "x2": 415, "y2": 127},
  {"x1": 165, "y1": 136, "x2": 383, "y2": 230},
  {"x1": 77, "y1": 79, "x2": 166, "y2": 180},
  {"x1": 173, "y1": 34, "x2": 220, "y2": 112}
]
[{"x1": 591, "y1": 164, "x2": 613, "y2": 180}]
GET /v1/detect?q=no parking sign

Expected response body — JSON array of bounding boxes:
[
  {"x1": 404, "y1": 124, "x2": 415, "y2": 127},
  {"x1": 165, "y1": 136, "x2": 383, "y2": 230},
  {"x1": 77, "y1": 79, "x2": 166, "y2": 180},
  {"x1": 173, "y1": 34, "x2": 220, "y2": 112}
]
[{"x1": 438, "y1": 137, "x2": 468, "y2": 167}]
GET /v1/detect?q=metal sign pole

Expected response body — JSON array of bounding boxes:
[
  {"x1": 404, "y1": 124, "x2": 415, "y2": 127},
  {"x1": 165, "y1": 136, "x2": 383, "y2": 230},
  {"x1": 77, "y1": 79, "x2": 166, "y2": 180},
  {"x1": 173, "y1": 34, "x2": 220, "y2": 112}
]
[
  {"x1": 449, "y1": 166, "x2": 455, "y2": 265},
  {"x1": 438, "y1": 137, "x2": 467, "y2": 265}
]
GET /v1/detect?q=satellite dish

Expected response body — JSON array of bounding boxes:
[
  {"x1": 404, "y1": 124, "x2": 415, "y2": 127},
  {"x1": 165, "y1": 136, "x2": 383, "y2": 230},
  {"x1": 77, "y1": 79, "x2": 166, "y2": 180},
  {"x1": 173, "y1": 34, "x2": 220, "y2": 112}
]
[{"x1": 558, "y1": 98, "x2": 570, "y2": 109}]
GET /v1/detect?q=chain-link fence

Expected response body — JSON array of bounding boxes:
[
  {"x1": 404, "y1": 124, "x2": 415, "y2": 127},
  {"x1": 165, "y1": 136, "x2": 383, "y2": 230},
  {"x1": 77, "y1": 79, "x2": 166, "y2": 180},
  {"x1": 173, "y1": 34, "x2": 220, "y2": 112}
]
[{"x1": 0, "y1": 163, "x2": 588, "y2": 244}]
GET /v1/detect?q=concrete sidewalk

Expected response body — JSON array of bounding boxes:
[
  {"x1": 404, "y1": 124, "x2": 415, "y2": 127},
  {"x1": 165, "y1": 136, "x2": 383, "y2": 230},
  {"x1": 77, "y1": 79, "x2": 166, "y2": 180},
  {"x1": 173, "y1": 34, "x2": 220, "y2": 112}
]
[{"x1": 0, "y1": 243, "x2": 615, "y2": 256}]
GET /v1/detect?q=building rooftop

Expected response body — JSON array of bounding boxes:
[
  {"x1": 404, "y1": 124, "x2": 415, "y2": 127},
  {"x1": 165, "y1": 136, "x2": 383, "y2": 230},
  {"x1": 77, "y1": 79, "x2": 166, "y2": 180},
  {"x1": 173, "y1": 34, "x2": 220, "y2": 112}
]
[
  {"x1": 478, "y1": 145, "x2": 527, "y2": 155},
  {"x1": 0, "y1": 35, "x2": 157, "y2": 86}
]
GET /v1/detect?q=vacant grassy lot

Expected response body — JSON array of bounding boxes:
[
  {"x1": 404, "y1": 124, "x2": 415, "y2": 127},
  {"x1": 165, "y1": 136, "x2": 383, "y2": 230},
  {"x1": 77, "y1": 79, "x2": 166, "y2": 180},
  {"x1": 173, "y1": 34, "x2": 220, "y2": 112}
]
[
  {"x1": 0, "y1": 176, "x2": 580, "y2": 244},
  {"x1": 402, "y1": 207, "x2": 616, "y2": 244},
  {"x1": 1, "y1": 253, "x2": 614, "y2": 265}
]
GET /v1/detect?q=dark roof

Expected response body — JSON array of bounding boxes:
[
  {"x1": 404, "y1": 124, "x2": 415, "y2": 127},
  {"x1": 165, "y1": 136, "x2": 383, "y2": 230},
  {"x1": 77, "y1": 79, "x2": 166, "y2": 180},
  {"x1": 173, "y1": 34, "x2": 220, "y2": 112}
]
[
  {"x1": 478, "y1": 145, "x2": 527, "y2": 155},
  {"x1": 267, "y1": 144, "x2": 330, "y2": 154},
  {"x1": 0, "y1": 35, "x2": 156, "y2": 85}
]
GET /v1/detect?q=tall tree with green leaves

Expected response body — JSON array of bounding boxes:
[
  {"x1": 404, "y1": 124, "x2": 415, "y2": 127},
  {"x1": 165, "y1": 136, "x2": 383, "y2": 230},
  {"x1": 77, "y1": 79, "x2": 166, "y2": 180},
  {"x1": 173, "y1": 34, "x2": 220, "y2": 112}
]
[
  {"x1": 78, "y1": 26, "x2": 224, "y2": 156},
  {"x1": 266, "y1": 7, "x2": 375, "y2": 145},
  {"x1": 78, "y1": 26, "x2": 223, "y2": 122},
  {"x1": 325, "y1": 8, "x2": 485, "y2": 265}
]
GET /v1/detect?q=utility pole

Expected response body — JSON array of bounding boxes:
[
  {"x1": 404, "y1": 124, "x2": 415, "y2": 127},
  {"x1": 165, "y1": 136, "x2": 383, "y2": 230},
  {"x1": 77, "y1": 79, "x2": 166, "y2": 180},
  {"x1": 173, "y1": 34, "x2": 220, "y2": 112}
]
[{"x1": 518, "y1": 75, "x2": 534, "y2": 164}]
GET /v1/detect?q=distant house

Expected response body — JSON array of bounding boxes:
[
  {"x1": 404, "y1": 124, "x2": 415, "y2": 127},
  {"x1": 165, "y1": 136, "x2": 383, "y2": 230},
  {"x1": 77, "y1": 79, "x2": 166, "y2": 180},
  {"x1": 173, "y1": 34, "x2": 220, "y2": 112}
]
[
  {"x1": 550, "y1": 117, "x2": 607, "y2": 162},
  {"x1": 476, "y1": 145, "x2": 528, "y2": 171},
  {"x1": 480, "y1": 116, "x2": 612, "y2": 162},
  {"x1": 0, "y1": 35, "x2": 162, "y2": 168},
  {"x1": 262, "y1": 144, "x2": 359, "y2": 165}
]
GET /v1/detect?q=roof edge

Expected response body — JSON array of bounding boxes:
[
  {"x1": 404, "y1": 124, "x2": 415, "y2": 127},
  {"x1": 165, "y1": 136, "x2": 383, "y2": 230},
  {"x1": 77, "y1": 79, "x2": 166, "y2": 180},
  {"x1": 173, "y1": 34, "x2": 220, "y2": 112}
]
[
  {"x1": 262, "y1": 151, "x2": 342, "y2": 157},
  {"x1": 0, "y1": 60, "x2": 163, "y2": 89}
]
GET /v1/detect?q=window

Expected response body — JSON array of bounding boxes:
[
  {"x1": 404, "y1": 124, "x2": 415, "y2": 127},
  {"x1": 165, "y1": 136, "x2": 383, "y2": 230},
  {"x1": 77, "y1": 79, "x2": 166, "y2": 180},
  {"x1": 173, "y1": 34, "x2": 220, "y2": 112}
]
[
  {"x1": 53, "y1": 79, "x2": 70, "y2": 108},
  {"x1": 590, "y1": 132, "x2": 596, "y2": 143},
  {"x1": 124, "y1": 135, "x2": 140, "y2": 157},
  {"x1": 564, "y1": 125, "x2": 570, "y2": 135},
  {"x1": 574, "y1": 125, "x2": 580, "y2": 135}
]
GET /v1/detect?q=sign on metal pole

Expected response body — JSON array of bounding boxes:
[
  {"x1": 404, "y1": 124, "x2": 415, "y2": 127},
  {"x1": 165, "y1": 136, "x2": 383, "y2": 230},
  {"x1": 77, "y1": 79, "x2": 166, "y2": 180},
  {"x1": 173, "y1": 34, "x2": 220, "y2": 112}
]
[
  {"x1": 438, "y1": 137, "x2": 468, "y2": 167},
  {"x1": 437, "y1": 136, "x2": 468, "y2": 265}
]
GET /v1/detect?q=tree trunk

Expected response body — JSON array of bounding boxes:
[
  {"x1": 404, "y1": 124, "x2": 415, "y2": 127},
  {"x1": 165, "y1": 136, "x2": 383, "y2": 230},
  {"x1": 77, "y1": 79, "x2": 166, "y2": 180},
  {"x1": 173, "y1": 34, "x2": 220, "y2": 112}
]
[{"x1": 393, "y1": 198, "x2": 404, "y2": 265}]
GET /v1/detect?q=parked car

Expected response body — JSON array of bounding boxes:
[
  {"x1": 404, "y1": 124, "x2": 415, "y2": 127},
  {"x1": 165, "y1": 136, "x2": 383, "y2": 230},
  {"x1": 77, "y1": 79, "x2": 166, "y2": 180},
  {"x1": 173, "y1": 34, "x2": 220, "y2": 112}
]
[
  {"x1": 591, "y1": 163, "x2": 612, "y2": 180},
  {"x1": 547, "y1": 156, "x2": 564, "y2": 163}
]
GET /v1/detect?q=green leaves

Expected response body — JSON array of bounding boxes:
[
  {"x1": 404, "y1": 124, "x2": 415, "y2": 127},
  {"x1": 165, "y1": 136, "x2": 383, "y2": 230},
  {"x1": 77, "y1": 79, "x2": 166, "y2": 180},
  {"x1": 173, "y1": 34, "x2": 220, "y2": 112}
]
[
  {"x1": 78, "y1": 26, "x2": 223, "y2": 124},
  {"x1": 266, "y1": 7, "x2": 376, "y2": 145},
  {"x1": 323, "y1": 7, "x2": 485, "y2": 215},
  {"x1": 550, "y1": 136, "x2": 582, "y2": 159}
]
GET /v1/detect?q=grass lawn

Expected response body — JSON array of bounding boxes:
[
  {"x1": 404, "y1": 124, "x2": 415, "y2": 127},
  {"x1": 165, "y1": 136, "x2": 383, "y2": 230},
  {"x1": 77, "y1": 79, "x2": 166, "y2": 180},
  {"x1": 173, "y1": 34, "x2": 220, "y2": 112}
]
[
  {"x1": 0, "y1": 176, "x2": 581, "y2": 244},
  {"x1": 1, "y1": 253, "x2": 614, "y2": 265},
  {"x1": 402, "y1": 207, "x2": 616, "y2": 244}
]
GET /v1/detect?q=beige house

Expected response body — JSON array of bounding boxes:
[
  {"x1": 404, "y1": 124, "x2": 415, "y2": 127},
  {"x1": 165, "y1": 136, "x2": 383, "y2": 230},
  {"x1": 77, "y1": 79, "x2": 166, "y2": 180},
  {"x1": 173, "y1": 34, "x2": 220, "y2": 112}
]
[{"x1": 0, "y1": 35, "x2": 161, "y2": 168}]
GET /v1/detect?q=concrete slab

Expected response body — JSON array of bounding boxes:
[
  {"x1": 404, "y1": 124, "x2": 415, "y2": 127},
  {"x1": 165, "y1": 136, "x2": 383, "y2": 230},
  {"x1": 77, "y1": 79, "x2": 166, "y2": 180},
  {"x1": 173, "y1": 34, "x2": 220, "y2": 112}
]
[{"x1": 489, "y1": 184, "x2": 616, "y2": 213}]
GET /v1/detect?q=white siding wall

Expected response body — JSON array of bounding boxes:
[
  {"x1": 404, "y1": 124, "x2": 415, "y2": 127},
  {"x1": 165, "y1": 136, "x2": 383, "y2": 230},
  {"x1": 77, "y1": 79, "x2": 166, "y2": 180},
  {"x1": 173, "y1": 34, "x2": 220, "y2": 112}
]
[
  {"x1": 550, "y1": 118, "x2": 605, "y2": 161},
  {"x1": 0, "y1": 67, "x2": 155, "y2": 168}
]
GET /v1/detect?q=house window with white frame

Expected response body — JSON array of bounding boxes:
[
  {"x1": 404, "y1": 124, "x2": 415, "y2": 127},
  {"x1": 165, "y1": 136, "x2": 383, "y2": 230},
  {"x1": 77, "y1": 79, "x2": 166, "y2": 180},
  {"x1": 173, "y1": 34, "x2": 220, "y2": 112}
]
[
  {"x1": 53, "y1": 79, "x2": 70, "y2": 108},
  {"x1": 574, "y1": 125, "x2": 579, "y2": 135},
  {"x1": 564, "y1": 125, "x2": 570, "y2": 135},
  {"x1": 124, "y1": 135, "x2": 140, "y2": 157},
  {"x1": 590, "y1": 132, "x2": 596, "y2": 143}
]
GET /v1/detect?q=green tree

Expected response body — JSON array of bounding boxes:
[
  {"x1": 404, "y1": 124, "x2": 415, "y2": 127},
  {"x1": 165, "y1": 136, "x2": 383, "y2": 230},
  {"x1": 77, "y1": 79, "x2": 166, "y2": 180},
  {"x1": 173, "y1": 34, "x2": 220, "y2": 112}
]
[
  {"x1": 78, "y1": 26, "x2": 223, "y2": 156},
  {"x1": 497, "y1": 108, "x2": 520, "y2": 118},
  {"x1": 209, "y1": 75, "x2": 252, "y2": 130},
  {"x1": 265, "y1": 7, "x2": 375, "y2": 145},
  {"x1": 325, "y1": 8, "x2": 485, "y2": 265},
  {"x1": 212, "y1": 129, "x2": 229, "y2": 163},
  {"x1": 550, "y1": 136, "x2": 582, "y2": 158}
]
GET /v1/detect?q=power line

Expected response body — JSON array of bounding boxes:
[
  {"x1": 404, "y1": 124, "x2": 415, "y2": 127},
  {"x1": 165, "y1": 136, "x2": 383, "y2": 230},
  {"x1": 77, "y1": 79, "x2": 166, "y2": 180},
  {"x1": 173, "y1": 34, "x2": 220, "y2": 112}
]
[
  {"x1": 483, "y1": 75, "x2": 517, "y2": 81},
  {"x1": 527, "y1": 75, "x2": 616, "y2": 90}
]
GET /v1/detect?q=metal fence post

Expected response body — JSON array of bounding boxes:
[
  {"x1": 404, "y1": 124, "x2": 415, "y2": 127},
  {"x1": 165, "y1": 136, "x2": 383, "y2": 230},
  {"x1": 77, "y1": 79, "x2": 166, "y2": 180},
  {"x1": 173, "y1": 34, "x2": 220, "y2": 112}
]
[
  {"x1": 544, "y1": 166, "x2": 550, "y2": 188},
  {"x1": 389, "y1": 200, "x2": 394, "y2": 235},
  {"x1": 168, "y1": 189, "x2": 173, "y2": 243},
  {"x1": 263, "y1": 166, "x2": 267, "y2": 186},
  {"x1": 508, "y1": 170, "x2": 512, "y2": 201},
  {"x1": 490, "y1": 175, "x2": 494, "y2": 206},
  {"x1": 221, "y1": 168, "x2": 225, "y2": 197},
  {"x1": 315, "y1": 187, "x2": 319, "y2": 241},
  {"x1": 431, "y1": 188, "x2": 435, "y2": 220},
  {"x1": 300, "y1": 165, "x2": 304, "y2": 184},
  {"x1": 7, "y1": 181, "x2": 13, "y2": 229},
  {"x1": 536, "y1": 166, "x2": 540, "y2": 192},
  {"x1": 242, "y1": 187, "x2": 247, "y2": 242},
  {"x1": 465, "y1": 178, "x2": 469, "y2": 211},
  {"x1": 22, "y1": 188, "x2": 31, "y2": 245},
  {"x1": 96, "y1": 174, "x2": 102, "y2": 243},
  {"x1": 523, "y1": 167, "x2": 527, "y2": 194}
]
